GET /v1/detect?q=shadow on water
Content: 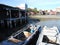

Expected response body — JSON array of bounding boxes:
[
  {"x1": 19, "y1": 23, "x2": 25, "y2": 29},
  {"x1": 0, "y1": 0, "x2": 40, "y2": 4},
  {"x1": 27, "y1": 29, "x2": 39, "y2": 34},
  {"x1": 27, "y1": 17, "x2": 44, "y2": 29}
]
[
  {"x1": 0, "y1": 23, "x2": 27, "y2": 42},
  {"x1": 28, "y1": 17, "x2": 40, "y2": 24}
]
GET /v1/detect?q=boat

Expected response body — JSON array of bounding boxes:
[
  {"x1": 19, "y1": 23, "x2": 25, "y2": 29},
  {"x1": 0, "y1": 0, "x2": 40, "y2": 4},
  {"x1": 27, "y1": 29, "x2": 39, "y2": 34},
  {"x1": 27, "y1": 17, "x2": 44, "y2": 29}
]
[
  {"x1": 36, "y1": 26, "x2": 60, "y2": 45},
  {"x1": 1, "y1": 24, "x2": 41, "y2": 45},
  {"x1": 23, "y1": 25, "x2": 41, "y2": 45}
]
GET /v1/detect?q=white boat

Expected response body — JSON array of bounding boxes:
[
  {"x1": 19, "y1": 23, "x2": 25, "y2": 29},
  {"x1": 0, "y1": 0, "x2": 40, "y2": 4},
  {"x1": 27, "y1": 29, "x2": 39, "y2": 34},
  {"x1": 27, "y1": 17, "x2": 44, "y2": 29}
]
[{"x1": 36, "y1": 26, "x2": 60, "y2": 45}]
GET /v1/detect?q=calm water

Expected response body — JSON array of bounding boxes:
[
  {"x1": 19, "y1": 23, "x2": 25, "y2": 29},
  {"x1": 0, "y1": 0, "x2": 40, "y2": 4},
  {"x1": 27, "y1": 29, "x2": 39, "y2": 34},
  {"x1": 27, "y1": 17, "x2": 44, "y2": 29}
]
[
  {"x1": 1, "y1": 19, "x2": 60, "y2": 45},
  {"x1": 36, "y1": 20, "x2": 60, "y2": 32}
]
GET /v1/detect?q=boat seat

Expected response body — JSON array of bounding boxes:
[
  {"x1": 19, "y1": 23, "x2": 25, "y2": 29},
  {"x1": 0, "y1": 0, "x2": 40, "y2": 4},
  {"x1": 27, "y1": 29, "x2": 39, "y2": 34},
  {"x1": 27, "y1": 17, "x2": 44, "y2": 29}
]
[
  {"x1": 24, "y1": 30, "x2": 40, "y2": 45},
  {"x1": 14, "y1": 32, "x2": 27, "y2": 41},
  {"x1": 42, "y1": 26, "x2": 59, "y2": 37}
]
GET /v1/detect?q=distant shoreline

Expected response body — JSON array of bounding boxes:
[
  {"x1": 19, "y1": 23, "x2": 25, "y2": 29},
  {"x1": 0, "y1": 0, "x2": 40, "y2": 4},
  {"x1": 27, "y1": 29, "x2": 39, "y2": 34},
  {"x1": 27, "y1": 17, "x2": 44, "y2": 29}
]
[
  {"x1": 29, "y1": 15, "x2": 60, "y2": 21},
  {"x1": 29, "y1": 15, "x2": 60, "y2": 19}
]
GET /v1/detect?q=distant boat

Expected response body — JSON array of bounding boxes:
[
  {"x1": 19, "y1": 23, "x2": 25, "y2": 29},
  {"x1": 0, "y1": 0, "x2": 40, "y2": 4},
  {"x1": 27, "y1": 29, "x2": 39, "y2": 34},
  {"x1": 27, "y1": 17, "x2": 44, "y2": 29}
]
[{"x1": 36, "y1": 26, "x2": 60, "y2": 45}]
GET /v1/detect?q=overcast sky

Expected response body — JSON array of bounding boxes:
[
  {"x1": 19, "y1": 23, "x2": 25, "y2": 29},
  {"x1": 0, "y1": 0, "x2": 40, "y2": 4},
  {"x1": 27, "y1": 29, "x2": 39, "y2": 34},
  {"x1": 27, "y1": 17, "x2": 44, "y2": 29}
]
[{"x1": 0, "y1": 0, "x2": 60, "y2": 10}]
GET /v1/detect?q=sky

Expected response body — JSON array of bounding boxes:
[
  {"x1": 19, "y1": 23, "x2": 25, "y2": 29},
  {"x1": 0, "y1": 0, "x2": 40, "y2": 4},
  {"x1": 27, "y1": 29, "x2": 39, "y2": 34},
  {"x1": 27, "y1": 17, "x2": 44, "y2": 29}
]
[{"x1": 0, "y1": 0, "x2": 60, "y2": 10}]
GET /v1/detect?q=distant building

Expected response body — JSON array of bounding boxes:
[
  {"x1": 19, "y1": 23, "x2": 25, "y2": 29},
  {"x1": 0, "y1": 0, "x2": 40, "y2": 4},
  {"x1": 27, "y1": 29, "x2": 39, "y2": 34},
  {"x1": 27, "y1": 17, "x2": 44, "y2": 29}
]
[
  {"x1": 39, "y1": 9, "x2": 57, "y2": 15},
  {"x1": 56, "y1": 8, "x2": 60, "y2": 12},
  {"x1": 39, "y1": 10, "x2": 48, "y2": 15},
  {"x1": 56, "y1": 8, "x2": 60, "y2": 15},
  {"x1": 49, "y1": 10, "x2": 56, "y2": 15},
  {"x1": 39, "y1": 10, "x2": 43, "y2": 15}
]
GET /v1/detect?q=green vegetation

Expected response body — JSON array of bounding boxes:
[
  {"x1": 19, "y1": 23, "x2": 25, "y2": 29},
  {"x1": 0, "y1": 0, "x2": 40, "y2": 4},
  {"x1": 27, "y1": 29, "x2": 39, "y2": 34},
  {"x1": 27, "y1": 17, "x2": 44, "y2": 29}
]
[{"x1": 27, "y1": 8, "x2": 39, "y2": 14}]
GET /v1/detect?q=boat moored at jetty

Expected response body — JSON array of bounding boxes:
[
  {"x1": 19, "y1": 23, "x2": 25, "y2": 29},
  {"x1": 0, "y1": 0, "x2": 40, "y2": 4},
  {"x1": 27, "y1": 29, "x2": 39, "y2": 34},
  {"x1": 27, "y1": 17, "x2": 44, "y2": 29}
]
[
  {"x1": 1, "y1": 24, "x2": 41, "y2": 45},
  {"x1": 36, "y1": 26, "x2": 60, "y2": 45}
]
